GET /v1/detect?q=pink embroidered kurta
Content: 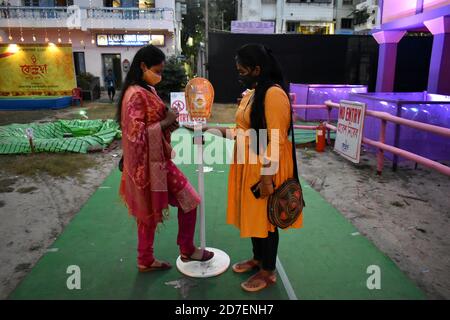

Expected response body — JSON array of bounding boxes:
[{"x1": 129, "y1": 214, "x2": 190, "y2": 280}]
[{"x1": 119, "y1": 85, "x2": 200, "y2": 227}]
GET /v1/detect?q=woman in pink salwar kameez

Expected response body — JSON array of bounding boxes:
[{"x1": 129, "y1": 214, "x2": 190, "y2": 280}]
[{"x1": 117, "y1": 45, "x2": 214, "y2": 272}]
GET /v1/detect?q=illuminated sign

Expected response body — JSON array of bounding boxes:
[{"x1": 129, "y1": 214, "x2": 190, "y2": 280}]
[
  {"x1": 0, "y1": 44, "x2": 76, "y2": 97},
  {"x1": 96, "y1": 34, "x2": 165, "y2": 47}
]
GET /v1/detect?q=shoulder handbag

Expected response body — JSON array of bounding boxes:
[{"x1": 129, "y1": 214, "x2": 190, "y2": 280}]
[{"x1": 267, "y1": 103, "x2": 306, "y2": 229}]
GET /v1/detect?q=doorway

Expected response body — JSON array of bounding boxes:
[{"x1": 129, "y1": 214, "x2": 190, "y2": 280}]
[{"x1": 102, "y1": 54, "x2": 122, "y2": 89}]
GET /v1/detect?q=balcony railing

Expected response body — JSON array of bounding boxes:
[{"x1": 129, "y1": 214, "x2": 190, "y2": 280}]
[
  {"x1": 86, "y1": 7, "x2": 170, "y2": 21},
  {"x1": 0, "y1": 6, "x2": 69, "y2": 20},
  {"x1": 0, "y1": 6, "x2": 173, "y2": 21}
]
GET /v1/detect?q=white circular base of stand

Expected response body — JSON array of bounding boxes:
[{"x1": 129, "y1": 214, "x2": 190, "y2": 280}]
[{"x1": 176, "y1": 247, "x2": 230, "y2": 278}]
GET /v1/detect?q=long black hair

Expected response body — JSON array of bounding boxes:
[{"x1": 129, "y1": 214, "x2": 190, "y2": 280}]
[
  {"x1": 116, "y1": 45, "x2": 165, "y2": 127},
  {"x1": 235, "y1": 43, "x2": 290, "y2": 153}
]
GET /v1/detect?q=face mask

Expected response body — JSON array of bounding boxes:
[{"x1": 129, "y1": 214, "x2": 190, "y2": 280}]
[
  {"x1": 238, "y1": 73, "x2": 257, "y2": 89},
  {"x1": 143, "y1": 69, "x2": 162, "y2": 86}
]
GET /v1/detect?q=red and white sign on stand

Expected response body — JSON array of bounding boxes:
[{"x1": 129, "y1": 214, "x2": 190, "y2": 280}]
[
  {"x1": 170, "y1": 92, "x2": 206, "y2": 126},
  {"x1": 334, "y1": 100, "x2": 366, "y2": 164}
]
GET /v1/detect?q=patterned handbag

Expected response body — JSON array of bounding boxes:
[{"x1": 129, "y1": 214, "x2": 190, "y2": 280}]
[{"x1": 267, "y1": 104, "x2": 305, "y2": 229}]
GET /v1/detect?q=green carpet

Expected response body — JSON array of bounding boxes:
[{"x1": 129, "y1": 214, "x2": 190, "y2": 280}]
[{"x1": 9, "y1": 131, "x2": 425, "y2": 300}]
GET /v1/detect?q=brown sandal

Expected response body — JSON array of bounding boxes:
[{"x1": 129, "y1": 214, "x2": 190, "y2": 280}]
[
  {"x1": 138, "y1": 260, "x2": 172, "y2": 273},
  {"x1": 241, "y1": 271, "x2": 276, "y2": 292},
  {"x1": 180, "y1": 248, "x2": 214, "y2": 263},
  {"x1": 232, "y1": 259, "x2": 261, "y2": 273}
]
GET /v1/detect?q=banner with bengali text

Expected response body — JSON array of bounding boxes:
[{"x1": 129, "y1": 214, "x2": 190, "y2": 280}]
[{"x1": 0, "y1": 44, "x2": 76, "y2": 97}]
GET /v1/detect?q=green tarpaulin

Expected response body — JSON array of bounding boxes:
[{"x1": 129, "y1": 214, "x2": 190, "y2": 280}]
[{"x1": 0, "y1": 119, "x2": 121, "y2": 154}]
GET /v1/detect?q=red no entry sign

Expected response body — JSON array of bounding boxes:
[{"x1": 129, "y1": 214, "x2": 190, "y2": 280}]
[{"x1": 171, "y1": 100, "x2": 185, "y2": 112}]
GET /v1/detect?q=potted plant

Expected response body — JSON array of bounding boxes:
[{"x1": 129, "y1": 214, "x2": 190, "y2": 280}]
[{"x1": 76, "y1": 72, "x2": 101, "y2": 101}]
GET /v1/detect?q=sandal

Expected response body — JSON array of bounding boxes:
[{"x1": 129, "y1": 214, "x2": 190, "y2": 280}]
[
  {"x1": 138, "y1": 260, "x2": 172, "y2": 273},
  {"x1": 232, "y1": 259, "x2": 260, "y2": 273},
  {"x1": 241, "y1": 271, "x2": 277, "y2": 292},
  {"x1": 180, "y1": 248, "x2": 214, "y2": 263}
]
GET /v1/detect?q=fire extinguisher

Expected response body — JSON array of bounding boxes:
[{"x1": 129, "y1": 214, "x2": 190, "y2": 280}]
[{"x1": 316, "y1": 123, "x2": 326, "y2": 152}]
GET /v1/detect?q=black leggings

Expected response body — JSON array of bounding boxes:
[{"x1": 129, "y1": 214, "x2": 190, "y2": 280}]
[{"x1": 251, "y1": 228, "x2": 279, "y2": 271}]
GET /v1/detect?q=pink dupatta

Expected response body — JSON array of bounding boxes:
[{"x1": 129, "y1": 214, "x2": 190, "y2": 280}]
[{"x1": 119, "y1": 85, "x2": 173, "y2": 226}]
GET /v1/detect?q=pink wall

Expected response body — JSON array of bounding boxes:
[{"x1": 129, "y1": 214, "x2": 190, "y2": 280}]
[
  {"x1": 382, "y1": 0, "x2": 418, "y2": 24},
  {"x1": 423, "y1": 0, "x2": 450, "y2": 11}
]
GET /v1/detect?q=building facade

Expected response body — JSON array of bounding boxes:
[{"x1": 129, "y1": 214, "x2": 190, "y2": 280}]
[
  {"x1": 236, "y1": 0, "x2": 357, "y2": 35},
  {"x1": 0, "y1": 0, "x2": 183, "y2": 89}
]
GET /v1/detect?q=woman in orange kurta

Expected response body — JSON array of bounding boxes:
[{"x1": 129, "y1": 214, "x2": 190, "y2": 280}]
[{"x1": 203, "y1": 44, "x2": 303, "y2": 292}]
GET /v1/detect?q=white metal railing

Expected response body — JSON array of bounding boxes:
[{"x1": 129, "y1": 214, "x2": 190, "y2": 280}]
[
  {"x1": 0, "y1": 6, "x2": 69, "y2": 19},
  {"x1": 0, "y1": 6, "x2": 173, "y2": 21},
  {"x1": 86, "y1": 7, "x2": 170, "y2": 20}
]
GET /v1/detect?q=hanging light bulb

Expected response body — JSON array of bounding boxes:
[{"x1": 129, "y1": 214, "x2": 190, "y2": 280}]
[
  {"x1": 80, "y1": 39, "x2": 85, "y2": 45},
  {"x1": 68, "y1": 38, "x2": 72, "y2": 44},
  {"x1": 32, "y1": 35, "x2": 36, "y2": 42},
  {"x1": 20, "y1": 36, "x2": 24, "y2": 42},
  {"x1": 45, "y1": 37, "x2": 49, "y2": 43},
  {"x1": 58, "y1": 37, "x2": 62, "y2": 43},
  {"x1": 91, "y1": 38, "x2": 95, "y2": 44},
  {"x1": 9, "y1": 35, "x2": 13, "y2": 41}
]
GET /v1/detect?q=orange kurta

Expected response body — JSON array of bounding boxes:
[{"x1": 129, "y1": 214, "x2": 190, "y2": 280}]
[{"x1": 226, "y1": 86, "x2": 303, "y2": 238}]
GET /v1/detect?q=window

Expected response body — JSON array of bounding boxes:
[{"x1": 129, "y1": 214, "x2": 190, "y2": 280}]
[
  {"x1": 289, "y1": 0, "x2": 332, "y2": 3},
  {"x1": 22, "y1": 0, "x2": 40, "y2": 6},
  {"x1": 286, "y1": 21, "x2": 299, "y2": 33},
  {"x1": 139, "y1": 0, "x2": 155, "y2": 9},
  {"x1": 286, "y1": 21, "x2": 334, "y2": 34},
  {"x1": 23, "y1": 0, "x2": 73, "y2": 5},
  {"x1": 343, "y1": 0, "x2": 353, "y2": 5},
  {"x1": 73, "y1": 52, "x2": 86, "y2": 76},
  {"x1": 103, "y1": 0, "x2": 123, "y2": 7},
  {"x1": 341, "y1": 18, "x2": 353, "y2": 29},
  {"x1": 55, "y1": 0, "x2": 74, "y2": 6}
]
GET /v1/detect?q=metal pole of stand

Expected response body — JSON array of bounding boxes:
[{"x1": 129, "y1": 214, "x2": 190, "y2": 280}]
[
  {"x1": 195, "y1": 126, "x2": 206, "y2": 250},
  {"x1": 176, "y1": 124, "x2": 230, "y2": 278}
]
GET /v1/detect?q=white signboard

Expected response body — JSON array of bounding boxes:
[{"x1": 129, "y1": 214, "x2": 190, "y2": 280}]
[
  {"x1": 334, "y1": 100, "x2": 366, "y2": 163},
  {"x1": 96, "y1": 34, "x2": 165, "y2": 47},
  {"x1": 231, "y1": 21, "x2": 275, "y2": 34},
  {"x1": 170, "y1": 92, "x2": 206, "y2": 126}
]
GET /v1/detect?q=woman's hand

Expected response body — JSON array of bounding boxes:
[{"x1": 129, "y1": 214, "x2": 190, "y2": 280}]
[
  {"x1": 183, "y1": 124, "x2": 196, "y2": 132},
  {"x1": 168, "y1": 121, "x2": 180, "y2": 132},
  {"x1": 259, "y1": 175, "x2": 275, "y2": 198},
  {"x1": 183, "y1": 124, "x2": 208, "y2": 132},
  {"x1": 160, "y1": 109, "x2": 179, "y2": 130}
]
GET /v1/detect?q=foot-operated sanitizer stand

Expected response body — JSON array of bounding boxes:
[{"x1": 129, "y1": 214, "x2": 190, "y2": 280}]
[{"x1": 176, "y1": 77, "x2": 230, "y2": 278}]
